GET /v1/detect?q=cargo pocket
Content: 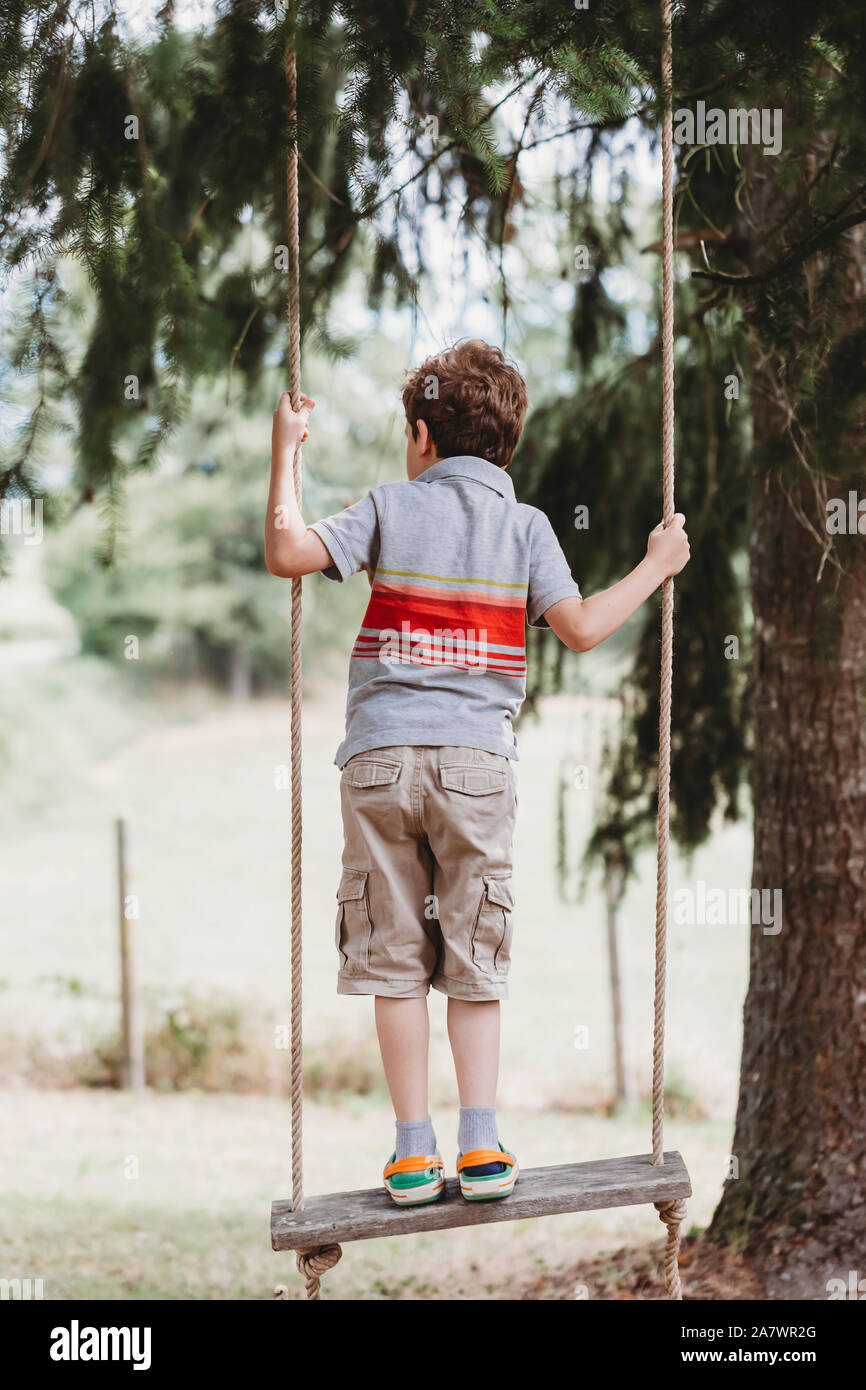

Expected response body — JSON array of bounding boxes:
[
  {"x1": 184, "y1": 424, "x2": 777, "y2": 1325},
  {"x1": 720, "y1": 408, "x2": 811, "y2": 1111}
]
[
  {"x1": 470, "y1": 875, "x2": 514, "y2": 975},
  {"x1": 439, "y1": 764, "x2": 507, "y2": 796},
  {"x1": 335, "y1": 869, "x2": 372, "y2": 974}
]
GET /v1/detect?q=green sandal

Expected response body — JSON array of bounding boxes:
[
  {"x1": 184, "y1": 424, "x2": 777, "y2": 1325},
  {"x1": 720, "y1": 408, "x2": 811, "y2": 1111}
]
[
  {"x1": 383, "y1": 1151, "x2": 445, "y2": 1206},
  {"x1": 456, "y1": 1144, "x2": 519, "y2": 1201}
]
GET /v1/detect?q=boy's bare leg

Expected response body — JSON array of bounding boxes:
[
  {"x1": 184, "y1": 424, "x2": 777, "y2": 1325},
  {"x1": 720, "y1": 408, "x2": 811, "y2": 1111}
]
[
  {"x1": 447, "y1": 999, "x2": 506, "y2": 1174},
  {"x1": 374, "y1": 996, "x2": 430, "y2": 1121},
  {"x1": 446, "y1": 998, "x2": 500, "y2": 1105}
]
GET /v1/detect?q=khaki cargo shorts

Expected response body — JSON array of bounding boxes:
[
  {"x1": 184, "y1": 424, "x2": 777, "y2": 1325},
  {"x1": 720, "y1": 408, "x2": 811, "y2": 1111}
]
[{"x1": 335, "y1": 745, "x2": 517, "y2": 1001}]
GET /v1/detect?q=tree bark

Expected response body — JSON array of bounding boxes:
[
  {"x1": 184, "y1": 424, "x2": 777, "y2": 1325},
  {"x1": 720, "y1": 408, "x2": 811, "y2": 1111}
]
[{"x1": 708, "y1": 177, "x2": 866, "y2": 1291}]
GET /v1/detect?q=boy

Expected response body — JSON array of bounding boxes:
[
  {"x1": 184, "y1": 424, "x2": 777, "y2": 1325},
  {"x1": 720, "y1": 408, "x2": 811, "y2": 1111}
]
[{"x1": 265, "y1": 339, "x2": 690, "y2": 1205}]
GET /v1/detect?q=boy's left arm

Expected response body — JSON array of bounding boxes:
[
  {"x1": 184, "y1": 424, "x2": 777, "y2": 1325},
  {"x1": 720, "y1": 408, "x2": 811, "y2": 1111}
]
[
  {"x1": 545, "y1": 514, "x2": 690, "y2": 651},
  {"x1": 265, "y1": 391, "x2": 335, "y2": 578}
]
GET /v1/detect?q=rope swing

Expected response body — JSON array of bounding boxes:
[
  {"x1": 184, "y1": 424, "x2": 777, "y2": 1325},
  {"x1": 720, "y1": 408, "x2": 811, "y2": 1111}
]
[
  {"x1": 284, "y1": 22, "x2": 342, "y2": 1300},
  {"x1": 651, "y1": 0, "x2": 687, "y2": 1299},
  {"x1": 278, "y1": 0, "x2": 685, "y2": 1301}
]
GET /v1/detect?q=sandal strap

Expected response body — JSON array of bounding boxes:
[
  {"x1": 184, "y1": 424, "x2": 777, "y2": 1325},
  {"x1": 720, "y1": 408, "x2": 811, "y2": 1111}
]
[
  {"x1": 457, "y1": 1148, "x2": 514, "y2": 1172},
  {"x1": 384, "y1": 1154, "x2": 443, "y2": 1179}
]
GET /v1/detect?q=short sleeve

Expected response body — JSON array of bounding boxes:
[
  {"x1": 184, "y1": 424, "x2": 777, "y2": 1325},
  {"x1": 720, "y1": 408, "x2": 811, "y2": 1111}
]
[
  {"x1": 527, "y1": 510, "x2": 582, "y2": 627},
  {"x1": 309, "y1": 490, "x2": 382, "y2": 583}
]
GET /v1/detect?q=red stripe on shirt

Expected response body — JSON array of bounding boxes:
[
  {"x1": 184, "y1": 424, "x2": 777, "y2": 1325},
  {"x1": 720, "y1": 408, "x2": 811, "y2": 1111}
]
[{"x1": 360, "y1": 586, "x2": 526, "y2": 651}]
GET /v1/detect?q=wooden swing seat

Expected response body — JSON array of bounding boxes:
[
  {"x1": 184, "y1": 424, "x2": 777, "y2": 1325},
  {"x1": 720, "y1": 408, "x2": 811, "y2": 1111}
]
[{"x1": 271, "y1": 1150, "x2": 691, "y2": 1250}]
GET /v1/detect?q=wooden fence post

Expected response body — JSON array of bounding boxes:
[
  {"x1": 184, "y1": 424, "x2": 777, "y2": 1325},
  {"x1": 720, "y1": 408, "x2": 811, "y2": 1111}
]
[
  {"x1": 116, "y1": 815, "x2": 145, "y2": 1091},
  {"x1": 604, "y1": 850, "x2": 634, "y2": 1109}
]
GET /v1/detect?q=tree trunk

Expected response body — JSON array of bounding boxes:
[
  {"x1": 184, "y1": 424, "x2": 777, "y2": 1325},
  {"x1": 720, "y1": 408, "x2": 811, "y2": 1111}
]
[{"x1": 708, "y1": 206, "x2": 866, "y2": 1291}]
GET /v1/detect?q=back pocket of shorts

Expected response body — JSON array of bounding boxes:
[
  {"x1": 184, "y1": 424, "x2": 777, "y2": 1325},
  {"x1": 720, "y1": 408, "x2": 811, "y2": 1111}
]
[
  {"x1": 439, "y1": 764, "x2": 507, "y2": 796},
  {"x1": 343, "y1": 759, "x2": 401, "y2": 789},
  {"x1": 470, "y1": 875, "x2": 514, "y2": 974},
  {"x1": 335, "y1": 869, "x2": 372, "y2": 973}
]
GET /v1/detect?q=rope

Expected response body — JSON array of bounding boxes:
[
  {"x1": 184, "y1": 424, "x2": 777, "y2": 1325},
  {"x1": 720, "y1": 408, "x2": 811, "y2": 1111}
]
[
  {"x1": 285, "y1": 13, "x2": 305, "y2": 1223},
  {"x1": 284, "y1": 8, "x2": 343, "y2": 1303},
  {"x1": 652, "y1": 0, "x2": 686, "y2": 1301},
  {"x1": 655, "y1": 1199, "x2": 687, "y2": 1300}
]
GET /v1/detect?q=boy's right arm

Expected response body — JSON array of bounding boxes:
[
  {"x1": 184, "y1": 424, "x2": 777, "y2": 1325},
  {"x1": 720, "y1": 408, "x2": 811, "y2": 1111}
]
[
  {"x1": 545, "y1": 514, "x2": 690, "y2": 652},
  {"x1": 265, "y1": 391, "x2": 335, "y2": 578}
]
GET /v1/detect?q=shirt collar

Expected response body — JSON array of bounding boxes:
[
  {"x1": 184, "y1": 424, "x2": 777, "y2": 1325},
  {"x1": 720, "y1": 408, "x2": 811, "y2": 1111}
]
[{"x1": 417, "y1": 455, "x2": 514, "y2": 500}]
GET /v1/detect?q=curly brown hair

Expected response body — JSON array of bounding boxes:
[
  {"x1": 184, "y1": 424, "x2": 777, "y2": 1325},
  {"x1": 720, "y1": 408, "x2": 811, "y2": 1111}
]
[{"x1": 401, "y1": 339, "x2": 529, "y2": 469}]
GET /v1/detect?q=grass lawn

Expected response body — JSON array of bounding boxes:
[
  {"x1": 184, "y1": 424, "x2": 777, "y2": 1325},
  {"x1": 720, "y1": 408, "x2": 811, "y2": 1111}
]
[
  {"x1": 1, "y1": 676, "x2": 750, "y2": 1115},
  {"x1": 1, "y1": 1087, "x2": 731, "y2": 1300},
  {"x1": 0, "y1": 649, "x2": 752, "y2": 1298}
]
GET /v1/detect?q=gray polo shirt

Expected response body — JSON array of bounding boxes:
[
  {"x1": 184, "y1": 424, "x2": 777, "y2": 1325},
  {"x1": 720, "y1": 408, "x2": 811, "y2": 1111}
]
[{"x1": 310, "y1": 455, "x2": 582, "y2": 766}]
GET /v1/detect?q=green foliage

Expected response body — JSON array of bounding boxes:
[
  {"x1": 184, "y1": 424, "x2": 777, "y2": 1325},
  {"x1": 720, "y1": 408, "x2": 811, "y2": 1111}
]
[
  {"x1": 1, "y1": 0, "x2": 641, "y2": 500},
  {"x1": 3, "y1": 0, "x2": 864, "y2": 501},
  {"x1": 74, "y1": 990, "x2": 262, "y2": 1093},
  {"x1": 44, "y1": 461, "x2": 289, "y2": 688},
  {"x1": 3, "y1": 0, "x2": 866, "y2": 871},
  {"x1": 24, "y1": 984, "x2": 387, "y2": 1098},
  {"x1": 513, "y1": 178, "x2": 752, "y2": 858},
  {"x1": 37, "y1": 321, "x2": 405, "y2": 689}
]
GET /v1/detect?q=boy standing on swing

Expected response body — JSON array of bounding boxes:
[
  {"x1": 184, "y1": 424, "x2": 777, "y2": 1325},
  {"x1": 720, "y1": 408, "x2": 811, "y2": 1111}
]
[{"x1": 266, "y1": 338, "x2": 690, "y2": 1205}]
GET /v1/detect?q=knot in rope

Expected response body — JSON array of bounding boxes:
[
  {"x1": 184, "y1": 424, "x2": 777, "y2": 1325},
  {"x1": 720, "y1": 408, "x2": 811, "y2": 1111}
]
[
  {"x1": 654, "y1": 1198, "x2": 687, "y2": 1300},
  {"x1": 296, "y1": 1244, "x2": 343, "y2": 1299},
  {"x1": 654, "y1": 1198, "x2": 687, "y2": 1228}
]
